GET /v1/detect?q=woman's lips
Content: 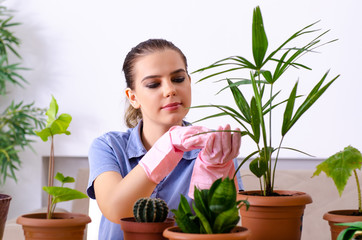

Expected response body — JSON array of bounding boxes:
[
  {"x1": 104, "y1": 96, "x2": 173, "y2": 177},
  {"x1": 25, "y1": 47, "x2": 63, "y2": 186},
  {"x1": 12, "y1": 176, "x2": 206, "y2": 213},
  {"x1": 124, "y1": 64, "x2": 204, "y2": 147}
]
[{"x1": 162, "y1": 102, "x2": 181, "y2": 111}]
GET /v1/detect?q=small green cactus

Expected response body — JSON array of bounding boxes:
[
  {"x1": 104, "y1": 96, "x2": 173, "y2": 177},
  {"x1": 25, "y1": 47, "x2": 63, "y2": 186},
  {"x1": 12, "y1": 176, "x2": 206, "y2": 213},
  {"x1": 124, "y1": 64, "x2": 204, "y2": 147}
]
[{"x1": 133, "y1": 197, "x2": 169, "y2": 222}]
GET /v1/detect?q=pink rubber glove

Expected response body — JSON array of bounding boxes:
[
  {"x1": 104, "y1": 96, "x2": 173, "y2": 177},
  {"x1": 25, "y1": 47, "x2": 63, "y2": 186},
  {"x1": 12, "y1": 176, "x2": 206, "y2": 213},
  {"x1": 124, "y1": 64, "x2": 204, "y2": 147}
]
[
  {"x1": 139, "y1": 125, "x2": 211, "y2": 184},
  {"x1": 188, "y1": 124, "x2": 241, "y2": 199}
]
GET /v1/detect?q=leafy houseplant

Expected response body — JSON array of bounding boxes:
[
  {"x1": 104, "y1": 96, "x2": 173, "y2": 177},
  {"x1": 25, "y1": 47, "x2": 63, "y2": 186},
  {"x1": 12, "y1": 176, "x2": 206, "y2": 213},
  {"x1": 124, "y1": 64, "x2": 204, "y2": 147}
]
[
  {"x1": 0, "y1": 4, "x2": 44, "y2": 239},
  {"x1": 191, "y1": 5, "x2": 337, "y2": 240},
  {"x1": 313, "y1": 146, "x2": 362, "y2": 240},
  {"x1": 16, "y1": 96, "x2": 91, "y2": 240},
  {"x1": 163, "y1": 177, "x2": 250, "y2": 240},
  {"x1": 192, "y1": 6, "x2": 339, "y2": 197},
  {"x1": 120, "y1": 197, "x2": 175, "y2": 240},
  {"x1": 0, "y1": 4, "x2": 45, "y2": 185},
  {"x1": 34, "y1": 95, "x2": 88, "y2": 219}
]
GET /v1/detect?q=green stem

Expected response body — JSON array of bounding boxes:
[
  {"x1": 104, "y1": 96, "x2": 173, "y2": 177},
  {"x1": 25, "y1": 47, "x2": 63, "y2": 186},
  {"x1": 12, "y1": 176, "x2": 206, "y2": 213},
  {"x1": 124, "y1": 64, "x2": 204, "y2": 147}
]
[
  {"x1": 354, "y1": 170, "x2": 362, "y2": 213},
  {"x1": 272, "y1": 137, "x2": 284, "y2": 190},
  {"x1": 47, "y1": 135, "x2": 55, "y2": 219}
]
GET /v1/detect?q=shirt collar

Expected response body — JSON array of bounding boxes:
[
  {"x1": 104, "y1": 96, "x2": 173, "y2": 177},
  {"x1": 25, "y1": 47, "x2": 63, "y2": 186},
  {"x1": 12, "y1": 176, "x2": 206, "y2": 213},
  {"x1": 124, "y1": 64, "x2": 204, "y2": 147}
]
[{"x1": 125, "y1": 120, "x2": 199, "y2": 160}]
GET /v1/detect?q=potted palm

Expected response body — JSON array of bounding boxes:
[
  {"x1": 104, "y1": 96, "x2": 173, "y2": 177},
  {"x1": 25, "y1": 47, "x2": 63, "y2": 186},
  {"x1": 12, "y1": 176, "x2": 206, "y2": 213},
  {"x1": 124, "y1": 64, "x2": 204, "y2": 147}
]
[
  {"x1": 191, "y1": 5, "x2": 339, "y2": 240},
  {"x1": 0, "y1": 4, "x2": 45, "y2": 238},
  {"x1": 16, "y1": 96, "x2": 91, "y2": 240},
  {"x1": 120, "y1": 197, "x2": 175, "y2": 240},
  {"x1": 313, "y1": 146, "x2": 362, "y2": 240},
  {"x1": 163, "y1": 177, "x2": 250, "y2": 240}
]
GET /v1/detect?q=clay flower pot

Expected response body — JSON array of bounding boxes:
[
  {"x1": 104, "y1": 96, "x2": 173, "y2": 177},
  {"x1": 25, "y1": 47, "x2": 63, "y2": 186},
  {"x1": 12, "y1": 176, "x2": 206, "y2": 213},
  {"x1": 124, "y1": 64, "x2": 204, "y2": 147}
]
[
  {"x1": 120, "y1": 217, "x2": 175, "y2": 240},
  {"x1": 323, "y1": 210, "x2": 362, "y2": 240},
  {"x1": 163, "y1": 226, "x2": 250, "y2": 240},
  {"x1": 237, "y1": 190, "x2": 312, "y2": 240},
  {"x1": 16, "y1": 212, "x2": 91, "y2": 240},
  {"x1": 0, "y1": 194, "x2": 11, "y2": 239}
]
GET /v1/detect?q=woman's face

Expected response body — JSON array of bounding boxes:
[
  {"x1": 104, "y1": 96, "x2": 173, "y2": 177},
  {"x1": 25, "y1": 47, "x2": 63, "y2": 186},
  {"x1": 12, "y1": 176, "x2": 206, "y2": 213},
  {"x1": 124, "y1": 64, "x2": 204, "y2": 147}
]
[{"x1": 126, "y1": 49, "x2": 191, "y2": 129}]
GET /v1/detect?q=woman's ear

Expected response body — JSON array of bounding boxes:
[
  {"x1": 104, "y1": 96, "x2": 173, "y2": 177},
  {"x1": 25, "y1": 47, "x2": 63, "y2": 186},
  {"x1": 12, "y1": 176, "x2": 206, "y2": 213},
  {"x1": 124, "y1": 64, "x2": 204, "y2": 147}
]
[{"x1": 125, "y1": 88, "x2": 140, "y2": 109}]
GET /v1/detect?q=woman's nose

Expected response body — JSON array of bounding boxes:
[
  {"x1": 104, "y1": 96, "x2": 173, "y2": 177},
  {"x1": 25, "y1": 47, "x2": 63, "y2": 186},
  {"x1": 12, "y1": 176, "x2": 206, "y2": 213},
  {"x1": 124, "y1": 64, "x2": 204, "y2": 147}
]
[{"x1": 163, "y1": 81, "x2": 176, "y2": 97}]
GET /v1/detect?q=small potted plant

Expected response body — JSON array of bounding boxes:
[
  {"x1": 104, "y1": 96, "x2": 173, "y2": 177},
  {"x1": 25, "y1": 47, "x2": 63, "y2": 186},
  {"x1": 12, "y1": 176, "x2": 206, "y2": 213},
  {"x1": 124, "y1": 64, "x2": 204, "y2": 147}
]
[
  {"x1": 191, "y1": 5, "x2": 339, "y2": 240},
  {"x1": 163, "y1": 177, "x2": 250, "y2": 240},
  {"x1": 313, "y1": 146, "x2": 362, "y2": 240},
  {"x1": 337, "y1": 222, "x2": 362, "y2": 240},
  {"x1": 120, "y1": 197, "x2": 175, "y2": 240},
  {"x1": 16, "y1": 96, "x2": 91, "y2": 240}
]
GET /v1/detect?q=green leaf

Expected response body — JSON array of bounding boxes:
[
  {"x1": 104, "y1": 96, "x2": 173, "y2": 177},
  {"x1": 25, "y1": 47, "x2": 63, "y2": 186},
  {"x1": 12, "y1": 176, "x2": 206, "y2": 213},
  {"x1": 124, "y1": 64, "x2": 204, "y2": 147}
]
[
  {"x1": 193, "y1": 202, "x2": 213, "y2": 234},
  {"x1": 209, "y1": 178, "x2": 236, "y2": 214},
  {"x1": 193, "y1": 187, "x2": 210, "y2": 220},
  {"x1": 54, "y1": 172, "x2": 75, "y2": 184},
  {"x1": 227, "y1": 78, "x2": 251, "y2": 123},
  {"x1": 252, "y1": 6, "x2": 268, "y2": 69},
  {"x1": 212, "y1": 205, "x2": 240, "y2": 233},
  {"x1": 313, "y1": 146, "x2": 362, "y2": 196},
  {"x1": 249, "y1": 157, "x2": 268, "y2": 178},
  {"x1": 282, "y1": 71, "x2": 339, "y2": 136},
  {"x1": 46, "y1": 95, "x2": 58, "y2": 126},
  {"x1": 179, "y1": 194, "x2": 193, "y2": 215},
  {"x1": 250, "y1": 97, "x2": 260, "y2": 143},
  {"x1": 171, "y1": 209, "x2": 200, "y2": 234},
  {"x1": 337, "y1": 227, "x2": 359, "y2": 240},
  {"x1": 281, "y1": 81, "x2": 299, "y2": 136},
  {"x1": 43, "y1": 186, "x2": 87, "y2": 203},
  {"x1": 35, "y1": 99, "x2": 72, "y2": 141}
]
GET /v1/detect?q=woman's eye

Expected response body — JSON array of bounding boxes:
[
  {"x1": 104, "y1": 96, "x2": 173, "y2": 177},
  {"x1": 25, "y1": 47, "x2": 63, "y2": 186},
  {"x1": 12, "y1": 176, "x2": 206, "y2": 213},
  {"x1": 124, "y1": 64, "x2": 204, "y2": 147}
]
[
  {"x1": 146, "y1": 82, "x2": 160, "y2": 88},
  {"x1": 172, "y1": 77, "x2": 185, "y2": 83}
]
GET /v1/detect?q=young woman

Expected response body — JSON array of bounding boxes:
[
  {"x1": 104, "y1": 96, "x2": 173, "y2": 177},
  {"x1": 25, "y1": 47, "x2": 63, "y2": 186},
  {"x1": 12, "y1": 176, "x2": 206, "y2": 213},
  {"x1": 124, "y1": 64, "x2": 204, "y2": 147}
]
[{"x1": 87, "y1": 39, "x2": 243, "y2": 240}]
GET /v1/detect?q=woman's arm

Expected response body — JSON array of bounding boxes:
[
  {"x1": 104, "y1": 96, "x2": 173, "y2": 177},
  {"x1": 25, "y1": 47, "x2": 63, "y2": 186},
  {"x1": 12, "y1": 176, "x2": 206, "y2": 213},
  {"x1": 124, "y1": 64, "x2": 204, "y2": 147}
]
[{"x1": 94, "y1": 165, "x2": 157, "y2": 223}]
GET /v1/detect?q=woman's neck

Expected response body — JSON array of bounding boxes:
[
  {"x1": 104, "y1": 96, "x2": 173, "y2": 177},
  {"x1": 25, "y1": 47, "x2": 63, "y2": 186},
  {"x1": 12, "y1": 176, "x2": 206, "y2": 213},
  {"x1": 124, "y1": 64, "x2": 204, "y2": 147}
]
[{"x1": 141, "y1": 121, "x2": 183, "y2": 151}]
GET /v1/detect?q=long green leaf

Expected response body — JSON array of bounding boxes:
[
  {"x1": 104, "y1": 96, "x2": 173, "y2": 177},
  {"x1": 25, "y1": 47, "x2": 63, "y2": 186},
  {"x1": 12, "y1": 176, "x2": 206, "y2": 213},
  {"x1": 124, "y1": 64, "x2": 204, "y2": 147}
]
[
  {"x1": 281, "y1": 81, "x2": 299, "y2": 136},
  {"x1": 284, "y1": 72, "x2": 339, "y2": 135},
  {"x1": 227, "y1": 78, "x2": 251, "y2": 123},
  {"x1": 250, "y1": 97, "x2": 260, "y2": 143},
  {"x1": 252, "y1": 6, "x2": 268, "y2": 69}
]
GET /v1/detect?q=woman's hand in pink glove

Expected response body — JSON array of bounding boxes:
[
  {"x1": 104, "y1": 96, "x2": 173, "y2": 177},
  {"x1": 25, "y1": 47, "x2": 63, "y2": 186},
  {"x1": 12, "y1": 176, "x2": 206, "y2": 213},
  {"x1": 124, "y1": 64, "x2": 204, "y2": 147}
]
[
  {"x1": 188, "y1": 124, "x2": 241, "y2": 198},
  {"x1": 200, "y1": 124, "x2": 241, "y2": 165},
  {"x1": 169, "y1": 125, "x2": 212, "y2": 152},
  {"x1": 139, "y1": 125, "x2": 212, "y2": 184}
]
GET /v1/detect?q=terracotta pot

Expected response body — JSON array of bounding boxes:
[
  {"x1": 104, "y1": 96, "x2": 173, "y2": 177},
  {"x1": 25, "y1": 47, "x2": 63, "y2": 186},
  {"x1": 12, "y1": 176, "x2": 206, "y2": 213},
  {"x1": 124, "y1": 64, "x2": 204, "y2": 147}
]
[
  {"x1": 237, "y1": 190, "x2": 312, "y2": 240},
  {"x1": 0, "y1": 194, "x2": 11, "y2": 239},
  {"x1": 120, "y1": 217, "x2": 175, "y2": 240},
  {"x1": 16, "y1": 212, "x2": 91, "y2": 240},
  {"x1": 163, "y1": 226, "x2": 250, "y2": 240},
  {"x1": 323, "y1": 210, "x2": 362, "y2": 240}
]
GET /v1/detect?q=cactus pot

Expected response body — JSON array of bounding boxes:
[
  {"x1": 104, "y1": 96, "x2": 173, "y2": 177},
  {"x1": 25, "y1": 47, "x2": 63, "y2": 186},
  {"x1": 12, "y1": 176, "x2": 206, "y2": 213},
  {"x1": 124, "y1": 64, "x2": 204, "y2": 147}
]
[
  {"x1": 323, "y1": 210, "x2": 362, "y2": 240},
  {"x1": 120, "y1": 217, "x2": 175, "y2": 240},
  {"x1": 16, "y1": 212, "x2": 91, "y2": 240},
  {"x1": 163, "y1": 226, "x2": 250, "y2": 240},
  {"x1": 237, "y1": 190, "x2": 312, "y2": 240}
]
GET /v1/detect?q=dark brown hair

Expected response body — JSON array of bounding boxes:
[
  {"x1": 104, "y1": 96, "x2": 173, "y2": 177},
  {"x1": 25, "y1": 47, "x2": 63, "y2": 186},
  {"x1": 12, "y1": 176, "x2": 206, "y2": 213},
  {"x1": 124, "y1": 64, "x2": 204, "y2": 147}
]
[{"x1": 123, "y1": 39, "x2": 188, "y2": 128}]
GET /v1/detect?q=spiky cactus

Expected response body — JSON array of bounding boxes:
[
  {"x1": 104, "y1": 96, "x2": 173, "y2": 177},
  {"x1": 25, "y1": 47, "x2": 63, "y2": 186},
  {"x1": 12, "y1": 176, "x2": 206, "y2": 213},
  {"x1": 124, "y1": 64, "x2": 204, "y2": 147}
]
[{"x1": 133, "y1": 197, "x2": 168, "y2": 222}]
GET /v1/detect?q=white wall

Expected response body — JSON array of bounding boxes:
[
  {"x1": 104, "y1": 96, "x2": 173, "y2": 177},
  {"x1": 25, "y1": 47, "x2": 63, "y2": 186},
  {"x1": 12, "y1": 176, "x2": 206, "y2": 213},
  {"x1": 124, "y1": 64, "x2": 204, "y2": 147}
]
[{"x1": 1, "y1": 0, "x2": 361, "y2": 220}]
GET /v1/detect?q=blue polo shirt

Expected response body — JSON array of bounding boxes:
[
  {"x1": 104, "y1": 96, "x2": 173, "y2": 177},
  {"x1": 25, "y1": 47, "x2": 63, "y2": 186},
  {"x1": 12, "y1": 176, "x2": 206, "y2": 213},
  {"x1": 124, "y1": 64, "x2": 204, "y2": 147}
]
[{"x1": 87, "y1": 121, "x2": 243, "y2": 240}]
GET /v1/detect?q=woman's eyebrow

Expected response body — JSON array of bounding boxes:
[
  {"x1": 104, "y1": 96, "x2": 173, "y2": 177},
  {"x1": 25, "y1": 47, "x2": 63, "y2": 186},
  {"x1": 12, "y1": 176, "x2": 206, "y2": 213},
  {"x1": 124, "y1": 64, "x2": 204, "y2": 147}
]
[{"x1": 141, "y1": 69, "x2": 186, "y2": 82}]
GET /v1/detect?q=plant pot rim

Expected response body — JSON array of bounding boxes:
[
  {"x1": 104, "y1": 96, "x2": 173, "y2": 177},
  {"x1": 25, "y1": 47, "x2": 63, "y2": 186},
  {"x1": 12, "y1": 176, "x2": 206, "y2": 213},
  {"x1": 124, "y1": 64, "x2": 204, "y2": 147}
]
[
  {"x1": 238, "y1": 190, "x2": 312, "y2": 206},
  {"x1": 323, "y1": 210, "x2": 362, "y2": 222},
  {"x1": 0, "y1": 194, "x2": 11, "y2": 201},
  {"x1": 16, "y1": 212, "x2": 91, "y2": 227},
  {"x1": 163, "y1": 226, "x2": 249, "y2": 239},
  {"x1": 120, "y1": 217, "x2": 175, "y2": 225}
]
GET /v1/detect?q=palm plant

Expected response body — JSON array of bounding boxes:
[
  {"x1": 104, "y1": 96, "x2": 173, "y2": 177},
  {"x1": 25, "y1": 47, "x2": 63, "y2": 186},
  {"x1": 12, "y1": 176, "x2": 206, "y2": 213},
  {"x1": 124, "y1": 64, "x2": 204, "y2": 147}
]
[
  {"x1": 0, "y1": 5, "x2": 45, "y2": 184},
  {"x1": 192, "y1": 6, "x2": 340, "y2": 196}
]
